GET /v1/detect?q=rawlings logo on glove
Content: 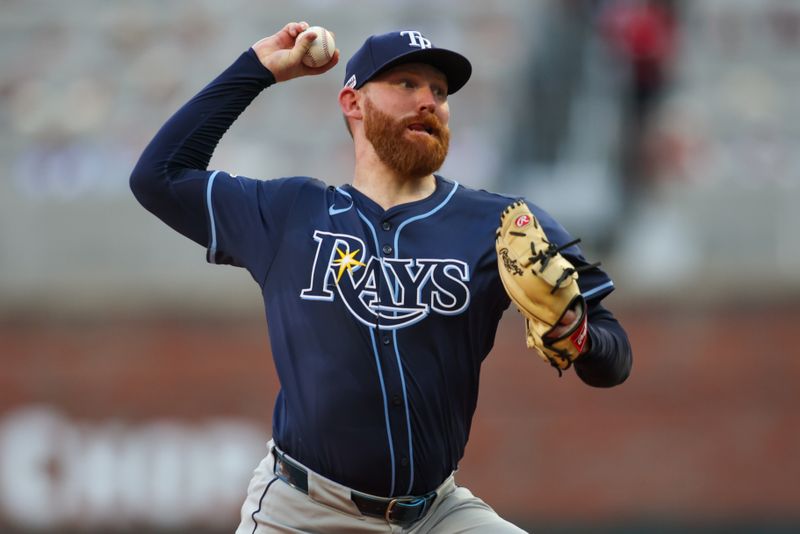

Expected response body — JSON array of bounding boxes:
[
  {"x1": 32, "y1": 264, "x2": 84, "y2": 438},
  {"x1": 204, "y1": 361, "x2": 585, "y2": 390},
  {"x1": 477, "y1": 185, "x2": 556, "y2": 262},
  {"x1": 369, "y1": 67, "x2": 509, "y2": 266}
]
[{"x1": 495, "y1": 201, "x2": 596, "y2": 375}]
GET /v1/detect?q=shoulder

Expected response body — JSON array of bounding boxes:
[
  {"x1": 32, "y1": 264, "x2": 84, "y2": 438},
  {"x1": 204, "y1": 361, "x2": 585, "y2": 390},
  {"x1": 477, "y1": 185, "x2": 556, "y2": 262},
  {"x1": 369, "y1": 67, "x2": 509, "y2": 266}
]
[
  {"x1": 446, "y1": 177, "x2": 578, "y2": 247},
  {"x1": 449, "y1": 179, "x2": 554, "y2": 217},
  {"x1": 209, "y1": 173, "x2": 330, "y2": 209},
  {"x1": 448, "y1": 179, "x2": 518, "y2": 210},
  {"x1": 265, "y1": 175, "x2": 327, "y2": 191},
  {"x1": 448, "y1": 178, "x2": 561, "y2": 228},
  {"x1": 231, "y1": 174, "x2": 329, "y2": 198},
  {"x1": 212, "y1": 172, "x2": 325, "y2": 189}
]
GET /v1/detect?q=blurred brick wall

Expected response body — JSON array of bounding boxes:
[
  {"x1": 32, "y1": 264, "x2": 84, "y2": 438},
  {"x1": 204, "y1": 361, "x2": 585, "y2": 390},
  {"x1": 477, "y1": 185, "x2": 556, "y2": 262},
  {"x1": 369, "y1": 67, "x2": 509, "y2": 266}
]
[
  {"x1": 463, "y1": 302, "x2": 800, "y2": 527},
  {"x1": 1, "y1": 318, "x2": 279, "y2": 422},
  {"x1": 1, "y1": 304, "x2": 799, "y2": 531}
]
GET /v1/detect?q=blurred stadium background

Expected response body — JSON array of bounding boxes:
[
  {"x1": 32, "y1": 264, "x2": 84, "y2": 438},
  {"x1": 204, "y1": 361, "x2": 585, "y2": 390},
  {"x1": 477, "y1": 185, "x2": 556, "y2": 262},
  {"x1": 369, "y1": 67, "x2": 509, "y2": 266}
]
[{"x1": 2, "y1": 0, "x2": 799, "y2": 532}]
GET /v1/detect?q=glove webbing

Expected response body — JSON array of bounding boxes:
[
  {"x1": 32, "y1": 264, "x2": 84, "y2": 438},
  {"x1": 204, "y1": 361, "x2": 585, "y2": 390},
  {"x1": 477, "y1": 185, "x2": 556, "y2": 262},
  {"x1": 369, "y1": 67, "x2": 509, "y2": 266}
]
[{"x1": 509, "y1": 231, "x2": 602, "y2": 294}]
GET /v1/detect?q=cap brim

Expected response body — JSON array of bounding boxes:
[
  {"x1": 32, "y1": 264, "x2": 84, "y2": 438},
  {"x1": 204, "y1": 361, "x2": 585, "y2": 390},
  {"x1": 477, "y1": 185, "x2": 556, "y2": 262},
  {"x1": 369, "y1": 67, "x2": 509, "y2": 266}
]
[{"x1": 366, "y1": 48, "x2": 472, "y2": 94}]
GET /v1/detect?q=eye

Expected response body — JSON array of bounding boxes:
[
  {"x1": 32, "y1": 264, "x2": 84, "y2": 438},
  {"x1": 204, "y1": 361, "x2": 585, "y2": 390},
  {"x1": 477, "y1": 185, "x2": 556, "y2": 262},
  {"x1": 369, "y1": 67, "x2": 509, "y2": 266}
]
[
  {"x1": 397, "y1": 78, "x2": 416, "y2": 89},
  {"x1": 432, "y1": 85, "x2": 447, "y2": 100}
]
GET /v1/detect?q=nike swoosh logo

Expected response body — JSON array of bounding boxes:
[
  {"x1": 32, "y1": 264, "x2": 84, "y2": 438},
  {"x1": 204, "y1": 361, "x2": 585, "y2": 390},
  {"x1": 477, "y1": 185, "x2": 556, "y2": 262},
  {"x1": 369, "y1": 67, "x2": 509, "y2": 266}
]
[{"x1": 328, "y1": 204, "x2": 353, "y2": 216}]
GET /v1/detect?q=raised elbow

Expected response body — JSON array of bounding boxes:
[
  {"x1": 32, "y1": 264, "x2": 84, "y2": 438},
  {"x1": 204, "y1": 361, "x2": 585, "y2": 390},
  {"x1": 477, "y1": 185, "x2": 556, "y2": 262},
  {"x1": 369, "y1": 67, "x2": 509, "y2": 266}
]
[{"x1": 129, "y1": 157, "x2": 165, "y2": 211}]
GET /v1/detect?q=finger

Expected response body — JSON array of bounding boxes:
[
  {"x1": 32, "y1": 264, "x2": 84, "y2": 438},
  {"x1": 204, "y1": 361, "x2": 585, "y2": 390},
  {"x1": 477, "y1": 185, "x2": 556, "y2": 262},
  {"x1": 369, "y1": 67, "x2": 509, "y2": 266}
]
[
  {"x1": 561, "y1": 310, "x2": 576, "y2": 325},
  {"x1": 544, "y1": 326, "x2": 564, "y2": 340},
  {"x1": 289, "y1": 30, "x2": 317, "y2": 63},
  {"x1": 289, "y1": 21, "x2": 309, "y2": 37}
]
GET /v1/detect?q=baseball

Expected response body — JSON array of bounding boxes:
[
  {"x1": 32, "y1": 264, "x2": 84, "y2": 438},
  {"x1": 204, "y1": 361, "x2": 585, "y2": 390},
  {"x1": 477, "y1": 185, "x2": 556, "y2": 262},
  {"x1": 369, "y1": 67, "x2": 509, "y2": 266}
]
[{"x1": 299, "y1": 26, "x2": 335, "y2": 68}]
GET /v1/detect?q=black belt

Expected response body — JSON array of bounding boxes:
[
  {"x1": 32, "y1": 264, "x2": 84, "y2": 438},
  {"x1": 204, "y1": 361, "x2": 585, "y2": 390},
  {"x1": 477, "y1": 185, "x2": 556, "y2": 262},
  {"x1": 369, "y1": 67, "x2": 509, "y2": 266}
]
[{"x1": 272, "y1": 446, "x2": 437, "y2": 526}]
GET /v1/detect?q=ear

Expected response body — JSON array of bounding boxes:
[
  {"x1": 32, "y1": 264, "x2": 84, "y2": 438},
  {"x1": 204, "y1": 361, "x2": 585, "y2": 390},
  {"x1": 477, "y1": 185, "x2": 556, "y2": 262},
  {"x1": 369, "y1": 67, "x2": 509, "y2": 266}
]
[{"x1": 338, "y1": 87, "x2": 363, "y2": 122}]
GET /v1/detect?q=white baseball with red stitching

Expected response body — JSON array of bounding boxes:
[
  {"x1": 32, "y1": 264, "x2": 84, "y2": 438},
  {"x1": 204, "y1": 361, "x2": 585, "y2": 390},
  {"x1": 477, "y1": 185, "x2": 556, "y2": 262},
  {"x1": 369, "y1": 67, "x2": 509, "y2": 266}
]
[{"x1": 300, "y1": 26, "x2": 335, "y2": 67}]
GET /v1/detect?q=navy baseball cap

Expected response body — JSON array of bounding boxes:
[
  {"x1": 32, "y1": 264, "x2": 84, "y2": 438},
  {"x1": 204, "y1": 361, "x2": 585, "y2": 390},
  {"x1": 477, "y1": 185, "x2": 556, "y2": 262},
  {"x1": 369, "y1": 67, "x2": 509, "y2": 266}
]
[{"x1": 343, "y1": 30, "x2": 472, "y2": 94}]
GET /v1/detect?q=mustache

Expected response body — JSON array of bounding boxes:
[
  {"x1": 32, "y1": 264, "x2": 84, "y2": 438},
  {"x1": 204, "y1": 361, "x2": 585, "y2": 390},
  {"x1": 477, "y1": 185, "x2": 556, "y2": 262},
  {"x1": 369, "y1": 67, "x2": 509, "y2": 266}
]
[{"x1": 400, "y1": 114, "x2": 446, "y2": 139}]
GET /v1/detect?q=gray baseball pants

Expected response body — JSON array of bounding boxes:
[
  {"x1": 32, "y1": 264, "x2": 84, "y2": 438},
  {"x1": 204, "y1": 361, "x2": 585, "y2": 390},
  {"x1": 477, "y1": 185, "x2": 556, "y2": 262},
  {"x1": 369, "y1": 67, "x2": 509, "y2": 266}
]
[{"x1": 236, "y1": 440, "x2": 527, "y2": 533}]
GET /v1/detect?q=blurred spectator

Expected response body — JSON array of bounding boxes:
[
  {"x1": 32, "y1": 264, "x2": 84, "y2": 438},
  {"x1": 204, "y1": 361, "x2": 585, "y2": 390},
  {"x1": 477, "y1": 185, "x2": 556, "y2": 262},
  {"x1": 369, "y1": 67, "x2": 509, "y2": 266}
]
[
  {"x1": 598, "y1": 0, "x2": 680, "y2": 206},
  {"x1": 507, "y1": 0, "x2": 593, "y2": 169}
]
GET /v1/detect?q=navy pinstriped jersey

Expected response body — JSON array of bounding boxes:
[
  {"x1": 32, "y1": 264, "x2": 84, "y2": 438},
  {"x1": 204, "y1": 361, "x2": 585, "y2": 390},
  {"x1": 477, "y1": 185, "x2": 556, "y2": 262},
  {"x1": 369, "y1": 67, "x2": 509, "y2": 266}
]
[{"x1": 131, "y1": 49, "x2": 631, "y2": 498}]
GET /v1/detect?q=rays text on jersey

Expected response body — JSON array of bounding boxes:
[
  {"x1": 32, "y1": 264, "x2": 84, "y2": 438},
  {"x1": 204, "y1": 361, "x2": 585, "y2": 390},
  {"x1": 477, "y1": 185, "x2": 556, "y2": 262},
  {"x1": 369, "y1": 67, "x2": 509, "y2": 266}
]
[{"x1": 300, "y1": 231, "x2": 471, "y2": 330}]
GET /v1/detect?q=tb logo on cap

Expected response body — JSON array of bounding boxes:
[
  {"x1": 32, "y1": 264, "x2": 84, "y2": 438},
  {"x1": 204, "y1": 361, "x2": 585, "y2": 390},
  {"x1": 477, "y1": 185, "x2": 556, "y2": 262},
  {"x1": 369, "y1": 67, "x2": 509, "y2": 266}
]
[{"x1": 400, "y1": 30, "x2": 432, "y2": 49}]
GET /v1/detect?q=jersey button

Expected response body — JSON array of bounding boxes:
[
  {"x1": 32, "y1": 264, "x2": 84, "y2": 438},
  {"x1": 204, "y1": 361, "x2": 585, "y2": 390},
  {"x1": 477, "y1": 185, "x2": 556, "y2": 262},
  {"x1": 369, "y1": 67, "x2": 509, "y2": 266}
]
[
  {"x1": 382, "y1": 336, "x2": 391, "y2": 346},
  {"x1": 392, "y1": 395, "x2": 402, "y2": 407},
  {"x1": 382, "y1": 244, "x2": 393, "y2": 255},
  {"x1": 400, "y1": 456, "x2": 409, "y2": 467},
  {"x1": 382, "y1": 221, "x2": 392, "y2": 231}
]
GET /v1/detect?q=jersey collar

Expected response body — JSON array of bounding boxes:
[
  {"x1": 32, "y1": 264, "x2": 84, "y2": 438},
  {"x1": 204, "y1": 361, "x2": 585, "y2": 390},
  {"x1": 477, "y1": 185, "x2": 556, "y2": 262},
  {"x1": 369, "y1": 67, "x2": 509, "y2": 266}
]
[{"x1": 342, "y1": 175, "x2": 452, "y2": 219}]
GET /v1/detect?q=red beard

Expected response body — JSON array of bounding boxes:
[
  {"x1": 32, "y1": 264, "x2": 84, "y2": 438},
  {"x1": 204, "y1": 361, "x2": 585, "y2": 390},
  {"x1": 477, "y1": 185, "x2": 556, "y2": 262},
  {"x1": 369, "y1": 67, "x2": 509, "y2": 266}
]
[{"x1": 363, "y1": 98, "x2": 450, "y2": 179}]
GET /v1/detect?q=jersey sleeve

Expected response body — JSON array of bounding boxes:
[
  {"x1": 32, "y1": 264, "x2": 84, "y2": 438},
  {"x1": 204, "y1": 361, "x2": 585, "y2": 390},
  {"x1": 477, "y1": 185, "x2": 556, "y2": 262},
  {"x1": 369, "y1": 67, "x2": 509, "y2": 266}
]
[
  {"x1": 205, "y1": 172, "x2": 307, "y2": 284},
  {"x1": 525, "y1": 201, "x2": 615, "y2": 303},
  {"x1": 129, "y1": 48, "x2": 280, "y2": 278}
]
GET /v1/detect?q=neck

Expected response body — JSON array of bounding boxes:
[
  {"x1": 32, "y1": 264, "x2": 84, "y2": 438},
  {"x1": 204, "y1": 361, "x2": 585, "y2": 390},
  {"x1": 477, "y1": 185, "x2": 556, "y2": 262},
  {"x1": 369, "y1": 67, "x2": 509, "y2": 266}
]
[{"x1": 352, "y1": 146, "x2": 437, "y2": 210}]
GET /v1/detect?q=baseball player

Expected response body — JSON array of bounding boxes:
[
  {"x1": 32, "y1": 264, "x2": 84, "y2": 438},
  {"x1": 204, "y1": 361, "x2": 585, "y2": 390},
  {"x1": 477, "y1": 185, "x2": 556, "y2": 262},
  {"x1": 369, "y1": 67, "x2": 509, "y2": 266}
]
[{"x1": 130, "y1": 22, "x2": 632, "y2": 533}]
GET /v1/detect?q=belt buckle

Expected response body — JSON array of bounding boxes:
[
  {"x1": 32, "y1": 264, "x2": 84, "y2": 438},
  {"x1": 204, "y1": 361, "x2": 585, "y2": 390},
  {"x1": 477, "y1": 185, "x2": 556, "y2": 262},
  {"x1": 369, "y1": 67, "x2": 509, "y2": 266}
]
[
  {"x1": 384, "y1": 496, "x2": 429, "y2": 524},
  {"x1": 384, "y1": 498, "x2": 399, "y2": 522}
]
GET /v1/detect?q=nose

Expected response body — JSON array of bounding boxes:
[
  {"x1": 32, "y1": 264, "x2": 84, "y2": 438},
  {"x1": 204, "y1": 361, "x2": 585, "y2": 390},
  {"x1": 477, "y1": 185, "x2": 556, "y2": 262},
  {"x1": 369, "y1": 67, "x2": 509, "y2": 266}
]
[{"x1": 416, "y1": 86, "x2": 436, "y2": 114}]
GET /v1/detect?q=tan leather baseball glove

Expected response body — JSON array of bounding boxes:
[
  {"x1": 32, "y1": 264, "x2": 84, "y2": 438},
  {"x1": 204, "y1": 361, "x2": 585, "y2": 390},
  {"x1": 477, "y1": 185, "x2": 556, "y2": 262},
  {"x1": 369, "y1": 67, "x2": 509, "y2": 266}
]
[{"x1": 495, "y1": 200, "x2": 591, "y2": 374}]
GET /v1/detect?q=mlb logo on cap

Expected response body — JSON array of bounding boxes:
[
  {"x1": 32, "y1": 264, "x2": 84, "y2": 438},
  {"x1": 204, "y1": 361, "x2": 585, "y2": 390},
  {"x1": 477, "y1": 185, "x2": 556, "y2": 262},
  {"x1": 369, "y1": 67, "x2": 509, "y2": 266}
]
[{"x1": 343, "y1": 30, "x2": 472, "y2": 94}]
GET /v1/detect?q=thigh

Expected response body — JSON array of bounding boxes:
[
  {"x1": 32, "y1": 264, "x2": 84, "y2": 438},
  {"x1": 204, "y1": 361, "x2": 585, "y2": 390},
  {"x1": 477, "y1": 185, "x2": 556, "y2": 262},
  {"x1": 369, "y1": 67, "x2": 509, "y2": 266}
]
[
  {"x1": 235, "y1": 452, "x2": 292, "y2": 534},
  {"x1": 417, "y1": 486, "x2": 528, "y2": 534}
]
